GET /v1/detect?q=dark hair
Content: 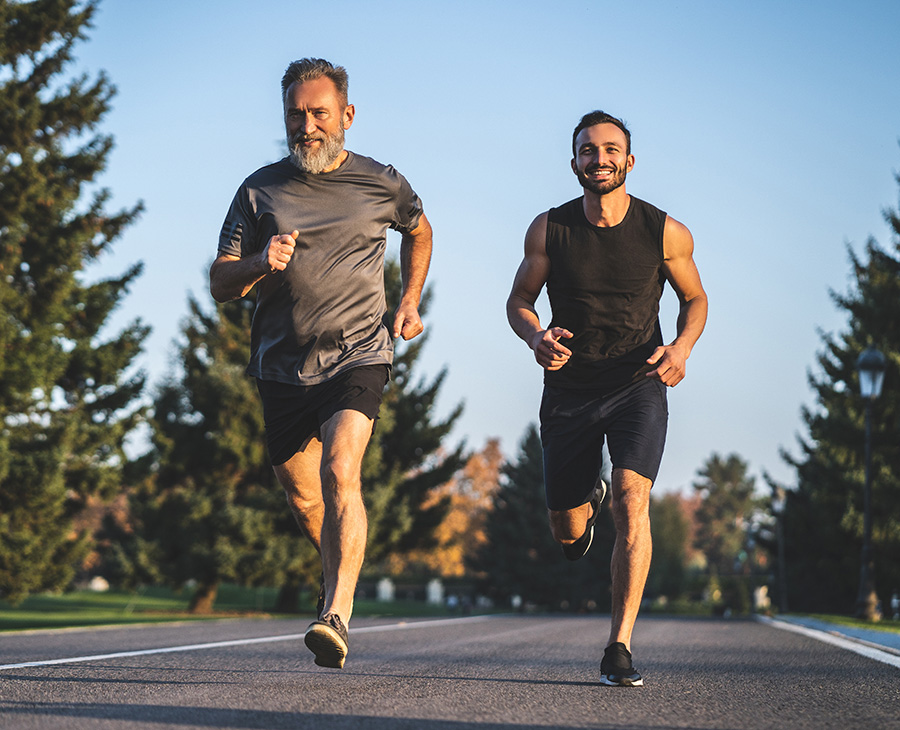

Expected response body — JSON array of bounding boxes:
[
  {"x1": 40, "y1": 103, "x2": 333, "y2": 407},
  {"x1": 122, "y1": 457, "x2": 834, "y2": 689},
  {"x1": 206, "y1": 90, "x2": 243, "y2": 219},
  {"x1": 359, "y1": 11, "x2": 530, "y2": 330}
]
[
  {"x1": 572, "y1": 111, "x2": 631, "y2": 156},
  {"x1": 281, "y1": 58, "x2": 349, "y2": 106}
]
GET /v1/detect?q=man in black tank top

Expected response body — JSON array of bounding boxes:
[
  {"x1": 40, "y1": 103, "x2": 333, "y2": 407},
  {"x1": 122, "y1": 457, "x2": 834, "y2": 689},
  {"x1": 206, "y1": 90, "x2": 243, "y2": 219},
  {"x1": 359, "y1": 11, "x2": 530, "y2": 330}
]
[{"x1": 507, "y1": 111, "x2": 708, "y2": 686}]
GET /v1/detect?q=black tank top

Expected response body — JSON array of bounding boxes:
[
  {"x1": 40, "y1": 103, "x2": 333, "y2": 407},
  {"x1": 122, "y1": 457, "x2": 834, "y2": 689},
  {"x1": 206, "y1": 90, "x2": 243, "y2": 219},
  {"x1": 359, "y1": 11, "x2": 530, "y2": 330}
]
[{"x1": 545, "y1": 195, "x2": 666, "y2": 392}]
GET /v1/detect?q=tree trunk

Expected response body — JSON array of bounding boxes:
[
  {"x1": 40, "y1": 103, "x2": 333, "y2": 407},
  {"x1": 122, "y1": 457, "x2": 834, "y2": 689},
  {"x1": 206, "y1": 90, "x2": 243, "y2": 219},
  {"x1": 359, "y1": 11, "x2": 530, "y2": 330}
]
[{"x1": 189, "y1": 581, "x2": 219, "y2": 614}]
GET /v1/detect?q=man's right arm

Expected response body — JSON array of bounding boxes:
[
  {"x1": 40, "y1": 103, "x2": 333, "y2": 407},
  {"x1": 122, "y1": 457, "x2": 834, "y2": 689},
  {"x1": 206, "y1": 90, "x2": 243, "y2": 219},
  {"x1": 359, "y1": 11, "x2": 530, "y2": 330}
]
[
  {"x1": 506, "y1": 212, "x2": 573, "y2": 371},
  {"x1": 209, "y1": 230, "x2": 299, "y2": 303}
]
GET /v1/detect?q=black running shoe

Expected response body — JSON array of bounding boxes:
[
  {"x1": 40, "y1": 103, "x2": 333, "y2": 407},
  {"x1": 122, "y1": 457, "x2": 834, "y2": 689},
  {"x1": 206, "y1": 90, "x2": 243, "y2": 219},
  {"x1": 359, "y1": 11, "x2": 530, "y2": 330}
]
[
  {"x1": 600, "y1": 642, "x2": 643, "y2": 686},
  {"x1": 304, "y1": 613, "x2": 349, "y2": 669},
  {"x1": 562, "y1": 480, "x2": 607, "y2": 561},
  {"x1": 315, "y1": 574, "x2": 325, "y2": 619}
]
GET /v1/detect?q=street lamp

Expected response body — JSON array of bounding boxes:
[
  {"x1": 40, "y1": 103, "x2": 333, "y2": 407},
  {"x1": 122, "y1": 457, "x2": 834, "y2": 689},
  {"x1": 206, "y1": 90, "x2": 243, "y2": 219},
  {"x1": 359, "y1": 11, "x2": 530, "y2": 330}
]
[
  {"x1": 771, "y1": 486, "x2": 789, "y2": 614},
  {"x1": 855, "y1": 345, "x2": 886, "y2": 621}
]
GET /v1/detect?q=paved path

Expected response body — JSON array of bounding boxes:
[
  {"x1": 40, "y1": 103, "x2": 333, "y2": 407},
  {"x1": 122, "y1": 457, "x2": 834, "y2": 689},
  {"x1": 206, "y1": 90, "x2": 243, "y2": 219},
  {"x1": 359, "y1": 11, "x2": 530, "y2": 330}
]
[{"x1": 1, "y1": 614, "x2": 898, "y2": 729}]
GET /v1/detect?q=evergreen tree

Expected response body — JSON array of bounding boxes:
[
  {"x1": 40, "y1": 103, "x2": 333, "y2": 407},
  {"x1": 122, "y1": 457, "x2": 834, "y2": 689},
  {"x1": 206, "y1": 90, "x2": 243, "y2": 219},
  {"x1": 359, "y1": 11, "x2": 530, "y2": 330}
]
[
  {"x1": 117, "y1": 294, "x2": 297, "y2": 613},
  {"x1": 691, "y1": 453, "x2": 763, "y2": 614},
  {"x1": 782, "y1": 169, "x2": 900, "y2": 613},
  {"x1": 474, "y1": 424, "x2": 614, "y2": 611},
  {"x1": 692, "y1": 453, "x2": 759, "y2": 576},
  {"x1": 646, "y1": 493, "x2": 692, "y2": 601},
  {"x1": 0, "y1": 0, "x2": 147, "y2": 603},
  {"x1": 363, "y1": 258, "x2": 465, "y2": 568}
]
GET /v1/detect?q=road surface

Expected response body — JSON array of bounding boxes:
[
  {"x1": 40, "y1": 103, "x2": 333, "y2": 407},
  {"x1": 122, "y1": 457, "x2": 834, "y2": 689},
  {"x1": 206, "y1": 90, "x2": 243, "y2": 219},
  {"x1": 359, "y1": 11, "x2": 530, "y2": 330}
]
[{"x1": 1, "y1": 614, "x2": 898, "y2": 729}]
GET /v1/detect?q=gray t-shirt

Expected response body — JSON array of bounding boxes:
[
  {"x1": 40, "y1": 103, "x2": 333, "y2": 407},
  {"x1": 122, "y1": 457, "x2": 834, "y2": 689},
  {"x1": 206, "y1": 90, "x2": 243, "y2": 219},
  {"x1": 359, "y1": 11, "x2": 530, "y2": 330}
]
[{"x1": 218, "y1": 152, "x2": 423, "y2": 385}]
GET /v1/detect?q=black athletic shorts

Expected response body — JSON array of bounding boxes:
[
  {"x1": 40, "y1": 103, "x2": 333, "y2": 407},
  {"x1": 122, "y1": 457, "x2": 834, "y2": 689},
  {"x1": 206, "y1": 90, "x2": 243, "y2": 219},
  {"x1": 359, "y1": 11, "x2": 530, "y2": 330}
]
[
  {"x1": 539, "y1": 378, "x2": 668, "y2": 511},
  {"x1": 256, "y1": 364, "x2": 390, "y2": 466}
]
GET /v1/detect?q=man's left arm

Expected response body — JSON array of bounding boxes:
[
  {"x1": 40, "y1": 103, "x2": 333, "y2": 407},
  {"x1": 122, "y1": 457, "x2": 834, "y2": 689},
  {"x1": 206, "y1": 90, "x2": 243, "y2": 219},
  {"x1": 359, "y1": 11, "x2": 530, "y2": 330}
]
[
  {"x1": 646, "y1": 216, "x2": 708, "y2": 386},
  {"x1": 393, "y1": 212, "x2": 433, "y2": 341}
]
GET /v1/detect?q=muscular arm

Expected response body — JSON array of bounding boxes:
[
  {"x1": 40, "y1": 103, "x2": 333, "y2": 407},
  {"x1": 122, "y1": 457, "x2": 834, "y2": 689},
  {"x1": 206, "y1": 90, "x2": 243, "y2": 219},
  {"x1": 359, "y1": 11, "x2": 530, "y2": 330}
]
[
  {"x1": 646, "y1": 216, "x2": 708, "y2": 386},
  {"x1": 392, "y1": 213, "x2": 433, "y2": 340},
  {"x1": 208, "y1": 230, "x2": 299, "y2": 303},
  {"x1": 506, "y1": 213, "x2": 573, "y2": 370}
]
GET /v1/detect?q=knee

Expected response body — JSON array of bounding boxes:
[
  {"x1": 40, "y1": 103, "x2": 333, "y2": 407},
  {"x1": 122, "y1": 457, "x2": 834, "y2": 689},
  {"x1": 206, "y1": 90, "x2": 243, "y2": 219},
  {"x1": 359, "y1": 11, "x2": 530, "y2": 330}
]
[
  {"x1": 611, "y1": 475, "x2": 651, "y2": 531},
  {"x1": 321, "y1": 457, "x2": 362, "y2": 502},
  {"x1": 284, "y1": 489, "x2": 320, "y2": 517}
]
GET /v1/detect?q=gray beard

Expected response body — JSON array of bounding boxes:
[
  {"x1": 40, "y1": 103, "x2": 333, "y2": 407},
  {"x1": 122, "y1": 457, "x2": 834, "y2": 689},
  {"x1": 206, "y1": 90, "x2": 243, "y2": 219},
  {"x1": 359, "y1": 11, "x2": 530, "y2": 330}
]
[{"x1": 288, "y1": 127, "x2": 345, "y2": 174}]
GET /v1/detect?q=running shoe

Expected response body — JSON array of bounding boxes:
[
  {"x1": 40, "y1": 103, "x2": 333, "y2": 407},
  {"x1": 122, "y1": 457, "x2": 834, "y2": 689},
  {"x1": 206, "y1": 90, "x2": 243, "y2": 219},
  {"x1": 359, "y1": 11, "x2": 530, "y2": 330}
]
[
  {"x1": 304, "y1": 613, "x2": 349, "y2": 669},
  {"x1": 600, "y1": 642, "x2": 643, "y2": 686},
  {"x1": 561, "y1": 479, "x2": 607, "y2": 561}
]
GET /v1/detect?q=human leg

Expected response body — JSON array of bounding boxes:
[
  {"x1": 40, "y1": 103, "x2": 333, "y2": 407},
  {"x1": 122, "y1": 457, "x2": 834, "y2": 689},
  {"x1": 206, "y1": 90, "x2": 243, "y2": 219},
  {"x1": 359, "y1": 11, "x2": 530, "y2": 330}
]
[
  {"x1": 302, "y1": 408, "x2": 373, "y2": 668},
  {"x1": 548, "y1": 477, "x2": 608, "y2": 560},
  {"x1": 603, "y1": 380, "x2": 667, "y2": 646},
  {"x1": 540, "y1": 386, "x2": 606, "y2": 557},
  {"x1": 607, "y1": 467, "x2": 653, "y2": 651},
  {"x1": 273, "y1": 433, "x2": 325, "y2": 550},
  {"x1": 316, "y1": 407, "x2": 374, "y2": 623}
]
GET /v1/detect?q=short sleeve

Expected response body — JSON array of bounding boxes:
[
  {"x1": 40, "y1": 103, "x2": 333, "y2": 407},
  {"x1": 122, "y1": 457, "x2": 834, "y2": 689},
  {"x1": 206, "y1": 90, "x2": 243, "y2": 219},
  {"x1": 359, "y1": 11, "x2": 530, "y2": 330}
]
[
  {"x1": 217, "y1": 184, "x2": 257, "y2": 258},
  {"x1": 389, "y1": 169, "x2": 423, "y2": 235}
]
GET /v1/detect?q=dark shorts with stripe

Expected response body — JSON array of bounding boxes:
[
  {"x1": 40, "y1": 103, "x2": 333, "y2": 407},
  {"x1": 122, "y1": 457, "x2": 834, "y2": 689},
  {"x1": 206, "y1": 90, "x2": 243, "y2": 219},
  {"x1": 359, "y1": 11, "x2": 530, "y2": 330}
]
[
  {"x1": 539, "y1": 378, "x2": 668, "y2": 511},
  {"x1": 256, "y1": 364, "x2": 390, "y2": 466}
]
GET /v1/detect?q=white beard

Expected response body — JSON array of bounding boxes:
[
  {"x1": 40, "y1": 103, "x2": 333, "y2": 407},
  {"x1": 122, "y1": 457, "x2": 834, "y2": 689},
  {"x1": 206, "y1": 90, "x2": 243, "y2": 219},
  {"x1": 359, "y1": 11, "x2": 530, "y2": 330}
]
[{"x1": 288, "y1": 127, "x2": 345, "y2": 174}]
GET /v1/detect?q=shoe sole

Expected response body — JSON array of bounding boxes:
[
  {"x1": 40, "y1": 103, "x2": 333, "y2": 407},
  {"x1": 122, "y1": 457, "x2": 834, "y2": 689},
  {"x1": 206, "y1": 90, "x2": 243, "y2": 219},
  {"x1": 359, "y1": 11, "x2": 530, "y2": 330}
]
[
  {"x1": 304, "y1": 623, "x2": 348, "y2": 669},
  {"x1": 599, "y1": 674, "x2": 644, "y2": 687}
]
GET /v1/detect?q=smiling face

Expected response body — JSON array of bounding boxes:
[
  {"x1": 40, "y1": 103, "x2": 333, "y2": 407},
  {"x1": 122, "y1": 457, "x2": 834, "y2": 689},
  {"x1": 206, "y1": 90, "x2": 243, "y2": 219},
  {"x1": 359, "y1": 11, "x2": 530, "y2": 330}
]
[
  {"x1": 284, "y1": 76, "x2": 354, "y2": 174},
  {"x1": 571, "y1": 123, "x2": 635, "y2": 196}
]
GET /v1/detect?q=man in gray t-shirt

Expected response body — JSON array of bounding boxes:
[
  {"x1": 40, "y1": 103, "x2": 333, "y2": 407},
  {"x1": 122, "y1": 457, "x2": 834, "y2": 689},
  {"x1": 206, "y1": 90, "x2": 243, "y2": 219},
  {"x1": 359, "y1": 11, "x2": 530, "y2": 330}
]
[{"x1": 210, "y1": 58, "x2": 432, "y2": 670}]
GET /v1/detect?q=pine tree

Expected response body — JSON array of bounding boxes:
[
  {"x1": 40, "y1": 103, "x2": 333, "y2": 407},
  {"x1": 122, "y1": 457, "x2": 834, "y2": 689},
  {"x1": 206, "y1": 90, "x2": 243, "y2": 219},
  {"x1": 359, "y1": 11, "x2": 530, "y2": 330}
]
[
  {"x1": 119, "y1": 294, "x2": 297, "y2": 613},
  {"x1": 0, "y1": 0, "x2": 147, "y2": 603},
  {"x1": 646, "y1": 493, "x2": 692, "y2": 601},
  {"x1": 782, "y1": 168, "x2": 900, "y2": 613},
  {"x1": 363, "y1": 258, "x2": 465, "y2": 567},
  {"x1": 474, "y1": 424, "x2": 614, "y2": 611},
  {"x1": 692, "y1": 453, "x2": 759, "y2": 576}
]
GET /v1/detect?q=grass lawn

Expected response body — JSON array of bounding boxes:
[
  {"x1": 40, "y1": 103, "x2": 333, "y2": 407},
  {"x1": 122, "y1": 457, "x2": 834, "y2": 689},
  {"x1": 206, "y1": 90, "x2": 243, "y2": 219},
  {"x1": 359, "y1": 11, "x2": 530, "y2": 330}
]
[
  {"x1": 0, "y1": 584, "x2": 462, "y2": 633},
  {"x1": 801, "y1": 613, "x2": 900, "y2": 635}
]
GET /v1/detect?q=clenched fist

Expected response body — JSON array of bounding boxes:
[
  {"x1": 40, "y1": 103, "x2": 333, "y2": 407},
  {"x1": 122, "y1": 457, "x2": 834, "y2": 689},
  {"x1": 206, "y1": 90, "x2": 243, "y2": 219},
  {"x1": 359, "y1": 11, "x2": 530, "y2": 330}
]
[{"x1": 263, "y1": 230, "x2": 299, "y2": 273}]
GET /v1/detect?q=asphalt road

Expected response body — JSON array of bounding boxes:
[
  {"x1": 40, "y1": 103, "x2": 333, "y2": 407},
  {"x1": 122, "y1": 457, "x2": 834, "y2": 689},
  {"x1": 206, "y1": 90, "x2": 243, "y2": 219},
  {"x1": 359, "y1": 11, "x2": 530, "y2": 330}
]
[{"x1": 1, "y1": 614, "x2": 898, "y2": 729}]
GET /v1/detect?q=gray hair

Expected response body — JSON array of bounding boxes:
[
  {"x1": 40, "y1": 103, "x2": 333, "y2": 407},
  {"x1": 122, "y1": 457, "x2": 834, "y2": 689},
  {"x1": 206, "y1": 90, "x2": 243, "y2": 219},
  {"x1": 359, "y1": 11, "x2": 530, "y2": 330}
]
[{"x1": 281, "y1": 58, "x2": 349, "y2": 106}]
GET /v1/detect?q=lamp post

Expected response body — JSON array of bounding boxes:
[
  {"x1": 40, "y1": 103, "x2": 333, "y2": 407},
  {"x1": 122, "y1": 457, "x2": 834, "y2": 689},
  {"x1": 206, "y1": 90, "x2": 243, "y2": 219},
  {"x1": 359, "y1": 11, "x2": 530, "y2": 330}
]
[
  {"x1": 855, "y1": 345, "x2": 886, "y2": 621},
  {"x1": 771, "y1": 486, "x2": 788, "y2": 614}
]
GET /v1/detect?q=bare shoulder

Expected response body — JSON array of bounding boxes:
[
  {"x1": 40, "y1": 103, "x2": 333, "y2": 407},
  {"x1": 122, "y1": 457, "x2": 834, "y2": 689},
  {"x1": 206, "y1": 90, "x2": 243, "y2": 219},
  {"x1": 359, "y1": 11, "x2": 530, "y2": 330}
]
[
  {"x1": 663, "y1": 214, "x2": 694, "y2": 259},
  {"x1": 524, "y1": 211, "x2": 550, "y2": 254}
]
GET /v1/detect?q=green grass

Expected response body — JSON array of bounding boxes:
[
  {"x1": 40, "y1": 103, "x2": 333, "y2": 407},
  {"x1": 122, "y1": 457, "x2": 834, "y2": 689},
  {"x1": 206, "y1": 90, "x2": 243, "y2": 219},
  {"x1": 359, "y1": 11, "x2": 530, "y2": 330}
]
[
  {"x1": 799, "y1": 613, "x2": 900, "y2": 635},
  {"x1": 0, "y1": 584, "x2": 465, "y2": 633},
  {"x1": 0, "y1": 585, "x2": 291, "y2": 632}
]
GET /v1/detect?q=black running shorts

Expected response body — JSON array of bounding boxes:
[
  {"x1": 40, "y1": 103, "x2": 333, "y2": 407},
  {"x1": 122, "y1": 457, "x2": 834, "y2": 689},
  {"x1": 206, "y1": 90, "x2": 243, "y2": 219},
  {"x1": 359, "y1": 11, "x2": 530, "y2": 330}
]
[
  {"x1": 256, "y1": 365, "x2": 390, "y2": 466},
  {"x1": 539, "y1": 378, "x2": 668, "y2": 511}
]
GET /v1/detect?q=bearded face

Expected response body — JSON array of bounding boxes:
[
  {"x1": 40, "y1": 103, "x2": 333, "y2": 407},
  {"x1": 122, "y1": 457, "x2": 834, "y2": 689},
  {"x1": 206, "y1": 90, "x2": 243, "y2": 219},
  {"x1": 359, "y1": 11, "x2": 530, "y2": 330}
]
[
  {"x1": 288, "y1": 125, "x2": 345, "y2": 174},
  {"x1": 574, "y1": 158, "x2": 628, "y2": 195},
  {"x1": 283, "y1": 76, "x2": 353, "y2": 175},
  {"x1": 571, "y1": 122, "x2": 634, "y2": 197}
]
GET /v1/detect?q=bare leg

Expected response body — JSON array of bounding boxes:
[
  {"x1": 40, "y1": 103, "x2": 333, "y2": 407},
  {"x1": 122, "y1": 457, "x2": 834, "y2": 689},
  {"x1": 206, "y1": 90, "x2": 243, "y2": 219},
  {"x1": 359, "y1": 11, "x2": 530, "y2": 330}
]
[
  {"x1": 548, "y1": 501, "x2": 593, "y2": 544},
  {"x1": 316, "y1": 408, "x2": 374, "y2": 623},
  {"x1": 274, "y1": 433, "x2": 325, "y2": 552},
  {"x1": 607, "y1": 467, "x2": 652, "y2": 651}
]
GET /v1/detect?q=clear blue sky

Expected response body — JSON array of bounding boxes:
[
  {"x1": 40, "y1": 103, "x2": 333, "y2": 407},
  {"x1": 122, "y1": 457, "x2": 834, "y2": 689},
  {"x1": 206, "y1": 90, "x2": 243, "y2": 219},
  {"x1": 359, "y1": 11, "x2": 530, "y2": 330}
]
[{"x1": 80, "y1": 0, "x2": 900, "y2": 494}]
